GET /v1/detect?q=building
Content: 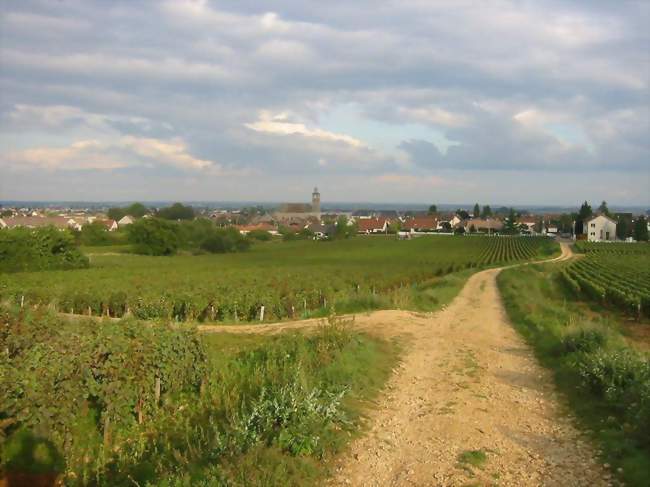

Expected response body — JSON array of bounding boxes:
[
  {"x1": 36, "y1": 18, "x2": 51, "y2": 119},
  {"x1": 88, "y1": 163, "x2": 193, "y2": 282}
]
[
  {"x1": 0, "y1": 215, "x2": 82, "y2": 231},
  {"x1": 464, "y1": 218, "x2": 504, "y2": 233},
  {"x1": 356, "y1": 217, "x2": 389, "y2": 234},
  {"x1": 403, "y1": 216, "x2": 438, "y2": 233},
  {"x1": 273, "y1": 187, "x2": 322, "y2": 221},
  {"x1": 118, "y1": 215, "x2": 135, "y2": 226},
  {"x1": 585, "y1": 215, "x2": 617, "y2": 242}
]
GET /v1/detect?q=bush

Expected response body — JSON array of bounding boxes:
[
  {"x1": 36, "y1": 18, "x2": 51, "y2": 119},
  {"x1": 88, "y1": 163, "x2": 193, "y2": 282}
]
[
  {"x1": 577, "y1": 349, "x2": 650, "y2": 445},
  {"x1": 128, "y1": 218, "x2": 180, "y2": 256},
  {"x1": 561, "y1": 327, "x2": 607, "y2": 354},
  {"x1": 0, "y1": 227, "x2": 88, "y2": 272},
  {"x1": 247, "y1": 229, "x2": 272, "y2": 241},
  {"x1": 200, "y1": 227, "x2": 250, "y2": 254}
]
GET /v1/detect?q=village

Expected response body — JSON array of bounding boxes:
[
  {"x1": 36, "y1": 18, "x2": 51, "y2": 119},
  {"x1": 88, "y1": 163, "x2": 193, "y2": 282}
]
[{"x1": 1, "y1": 188, "x2": 648, "y2": 243}]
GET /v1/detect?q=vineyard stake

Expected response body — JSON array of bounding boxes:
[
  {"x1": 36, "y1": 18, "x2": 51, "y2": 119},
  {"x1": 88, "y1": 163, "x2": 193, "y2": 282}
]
[
  {"x1": 155, "y1": 377, "x2": 161, "y2": 404},
  {"x1": 103, "y1": 415, "x2": 111, "y2": 448},
  {"x1": 20, "y1": 295, "x2": 24, "y2": 308},
  {"x1": 260, "y1": 305, "x2": 265, "y2": 321}
]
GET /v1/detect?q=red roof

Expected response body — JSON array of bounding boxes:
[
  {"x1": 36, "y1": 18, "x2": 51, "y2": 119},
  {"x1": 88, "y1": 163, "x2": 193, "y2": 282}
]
[
  {"x1": 402, "y1": 217, "x2": 437, "y2": 230},
  {"x1": 357, "y1": 217, "x2": 387, "y2": 232}
]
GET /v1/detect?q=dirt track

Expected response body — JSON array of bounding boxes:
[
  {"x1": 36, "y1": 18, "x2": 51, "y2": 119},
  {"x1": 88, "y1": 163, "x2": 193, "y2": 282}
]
[{"x1": 203, "y1": 244, "x2": 614, "y2": 486}]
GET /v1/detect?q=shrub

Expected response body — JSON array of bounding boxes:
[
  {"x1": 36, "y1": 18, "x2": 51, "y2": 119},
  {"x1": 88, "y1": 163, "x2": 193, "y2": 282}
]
[
  {"x1": 128, "y1": 218, "x2": 181, "y2": 256},
  {"x1": 561, "y1": 327, "x2": 607, "y2": 354},
  {"x1": 0, "y1": 227, "x2": 88, "y2": 272},
  {"x1": 247, "y1": 229, "x2": 272, "y2": 241}
]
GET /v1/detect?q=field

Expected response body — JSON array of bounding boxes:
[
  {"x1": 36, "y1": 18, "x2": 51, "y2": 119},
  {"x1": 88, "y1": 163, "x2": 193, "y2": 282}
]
[
  {"x1": 0, "y1": 236, "x2": 557, "y2": 323},
  {"x1": 562, "y1": 242, "x2": 650, "y2": 317}
]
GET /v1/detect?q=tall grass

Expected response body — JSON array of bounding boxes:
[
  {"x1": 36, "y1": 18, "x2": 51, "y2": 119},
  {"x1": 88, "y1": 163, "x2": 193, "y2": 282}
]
[{"x1": 498, "y1": 264, "x2": 650, "y2": 486}]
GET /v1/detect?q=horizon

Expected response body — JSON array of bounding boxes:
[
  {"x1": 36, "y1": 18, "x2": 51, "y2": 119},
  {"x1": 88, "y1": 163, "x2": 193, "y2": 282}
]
[{"x1": 1, "y1": 1, "x2": 648, "y2": 204}]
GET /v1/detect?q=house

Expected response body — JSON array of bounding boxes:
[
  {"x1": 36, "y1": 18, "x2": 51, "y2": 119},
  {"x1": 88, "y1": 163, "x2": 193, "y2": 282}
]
[
  {"x1": 402, "y1": 216, "x2": 438, "y2": 233},
  {"x1": 307, "y1": 223, "x2": 336, "y2": 240},
  {"x1": 118, "y1": 215, "x2": 135, "y2": 226},
  {"x1": 273, "y1": 187, "x2": 321, "y2": 220},
  {"x1": 236, "y1": 223, "x2": 279, "y2": 235},
  {"x1": 356, "y1": 217, "x2": 388, "y2": 234},
  {"x1": 0, "y1": 215, "x2": 80, "y2": 231},
  {"x1": 584, "y1": 215, "x2": 617, "y2": 242},
  {"x1": 100, "y1": 219, "x2": 119, "y2": 232},
  {"x1": 464, "y1": 218, "x2": 504, "y2": 233},
  {"x1": 544, "y1": 225, "x2": 558, "y2": 237}
]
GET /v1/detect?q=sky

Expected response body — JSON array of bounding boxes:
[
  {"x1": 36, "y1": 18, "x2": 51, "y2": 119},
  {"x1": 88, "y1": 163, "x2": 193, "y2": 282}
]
[{"x1": 0, "y1": 0, "x2": 648, "y2": 206}]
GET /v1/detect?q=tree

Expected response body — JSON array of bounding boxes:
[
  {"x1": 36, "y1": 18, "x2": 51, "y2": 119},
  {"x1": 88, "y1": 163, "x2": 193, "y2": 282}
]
[
  {"x1": 78, "y1": 221, "x2": 112, "y2": 246},
  {"x1": 469, "y1": 224, "x2": 476, "y2": 233},
  {"x1": 1, "y1": 209, "x2": 13, "y2": 217},
  {"x1": 126, "y1": 202, "x2": 147, "y2": 218},
  {"x1": 598, "y1": 201, "x2": 611, "y2": 217},
  {"x1": 456, "y1": 209, "x2": 469, "y2": 219},
  {"x1": 503, "y1": 208, "x2": 519, "y2": 235},
  {"x1": 158, "y1": 203, "x2": 195, "y2": 220},
  {"x1": 480, "y1": 205, "x2": 492, "y2": 218},
  {"x1": 473, "y1": 203, "x2": 480, "y2": 218},
  {"x1": 616, "y1": 214, "x2": 633, "y2": 240},
  {"x1": 575, "y1": 201, "x2": 593, "y2": 235},
  {"x1": 634, "y1": 216, "x2": 648, "y2": 242},
  {"x1": 440, "y1": 221, "x2": 452, "y2": 232},
  {"x1": 428, "y1": 204, "x2": 437, "y2": 215},
  {"x1": 534, "y1": 218, "x2": 543, "y2": 234},
  {"x1": 107, "y1": 207, "x2": 126, "y2": 221},
  {"x1": 578, "y1": 201, "x2": 593, "y2": 221},
  {"x1": 334, "y1": 215, "x2": 355, "y2": 239},
  {"x1": 127, "y1": 218, "x2": 181, "y2": 256}
]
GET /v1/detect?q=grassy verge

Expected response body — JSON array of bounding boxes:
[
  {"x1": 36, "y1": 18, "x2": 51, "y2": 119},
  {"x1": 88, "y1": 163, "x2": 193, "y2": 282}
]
[
  {"x1": 0, "y1": 310, "x2": 400, "y2": 486},
  {"x1": 497, "y1": 263, "x2": 650, "y2": 486}
]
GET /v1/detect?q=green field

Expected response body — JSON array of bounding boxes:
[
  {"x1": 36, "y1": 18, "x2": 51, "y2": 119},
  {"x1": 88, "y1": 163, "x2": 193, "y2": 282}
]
[
  {"x1": 563, "y1": 242, "x2": 650, "y2": 317},
  {"x1": 0, "y1": 236, "x2": 557, "y2": 323}
]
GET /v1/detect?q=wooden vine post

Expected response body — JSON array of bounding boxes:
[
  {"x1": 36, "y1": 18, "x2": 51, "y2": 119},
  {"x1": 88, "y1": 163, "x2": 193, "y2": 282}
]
[{"x1": 155, "y1": 377, "x2": 161, "y2": 405}]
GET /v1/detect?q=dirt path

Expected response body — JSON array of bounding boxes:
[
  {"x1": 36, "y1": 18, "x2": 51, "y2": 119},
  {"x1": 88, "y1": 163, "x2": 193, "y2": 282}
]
[{"x1": 202, "y1": 244, "x2": 611, "y2": 485}]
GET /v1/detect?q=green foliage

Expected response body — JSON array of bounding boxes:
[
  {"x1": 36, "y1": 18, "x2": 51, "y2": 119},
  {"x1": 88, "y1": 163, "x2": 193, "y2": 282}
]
[
  {"x1": 128, "y1": 218, "x2": 181, "y2": 255},
  {"x1": 247, "y1": 229, "x2": 273, "y2": 241},
  {"x1": 480, "y1": 205, "x2": 492, "y2": 218},
  {"x1": 0, "y1": 311, "x2": 399, "y2": 485},
  {"x1": 598, "y1": 201, "x2": 611, "y2": 217},
  {"x1": 200, "y1": 227, "x2": 251, "y2": 254},
  {"x1": 77, "y1": 221, "x2": 113, "y2": 246},
  {"x1": 157, "y1": 203, "x2": 195, "y2": 220},
  {"x1": 1, "y1": 430, "x2": 65, "y2": 474},
  {"x1": 107, "y1": 207, "x2": 125, "y2": 221},
  {"x1": 0, "y1": 237, "x2": 557, "y2": 322},
  {"x1": 428, "y1": 204, "x2": 437, "y2": 215},
  {"x1": 0, "y1": 226, "x2": 88, "y2": 272},
  {"x1": 635, "y1": 216, "x2": 648, "y2": 242},
  {"x1": 333, "y1": 216, "x2": 355, "y2": 239},
  {"x1": 126, "y1": 202, "x2": 148, "y2": 218},
  {"x1": 473, "y1": 203, "x2": 480, "y2": 218}
]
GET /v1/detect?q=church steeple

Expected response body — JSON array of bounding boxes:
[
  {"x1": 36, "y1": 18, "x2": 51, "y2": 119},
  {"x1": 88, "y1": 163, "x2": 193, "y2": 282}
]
[{"x1": 312, "y1": 187, "x2": 321, "y2": 214}]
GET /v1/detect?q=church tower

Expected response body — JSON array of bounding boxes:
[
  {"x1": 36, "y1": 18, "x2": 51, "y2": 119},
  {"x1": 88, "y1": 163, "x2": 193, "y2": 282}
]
[{"x1": 312, "y1": 187, "x2": 321, "y2": 214}]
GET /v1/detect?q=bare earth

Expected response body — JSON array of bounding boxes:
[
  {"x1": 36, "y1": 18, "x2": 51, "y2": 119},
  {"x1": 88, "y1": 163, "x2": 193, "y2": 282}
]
[{"x1": 202, "y1": 244, "x2": 616, "y2": 486}]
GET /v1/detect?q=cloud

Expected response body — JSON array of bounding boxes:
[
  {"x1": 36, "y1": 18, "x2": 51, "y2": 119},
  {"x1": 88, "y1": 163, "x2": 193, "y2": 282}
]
[
  {"x1": 245, "y1": 111, "x2": 367, "y2": 148},
  {"x1": 0, "y1": 0, "x2": 648, "y2": 204},
  {"x1": 4, "y1": 136, "x2": 220, "y2": 173}
]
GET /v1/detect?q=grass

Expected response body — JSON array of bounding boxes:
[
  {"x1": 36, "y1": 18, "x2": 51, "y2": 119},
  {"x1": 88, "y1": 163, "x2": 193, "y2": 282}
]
[
  {"x1": 497, "y1": 263, "x2": 650, "y2": 486},
  {"x1": 457, "y1": 449, "x2": 487, "y2": 468}
]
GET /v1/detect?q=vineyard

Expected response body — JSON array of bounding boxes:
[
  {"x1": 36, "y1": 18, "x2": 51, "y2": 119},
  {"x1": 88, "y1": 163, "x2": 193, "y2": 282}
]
[
  {"x1": 561, "y1": 242, "x2": 650, "y2": 317},
  {"x1": 0, "y1": 236, "x2": 556, "y2": 323},
  {"x1": 0, "y1": 307, "x2": 398, "y2": 485}
]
